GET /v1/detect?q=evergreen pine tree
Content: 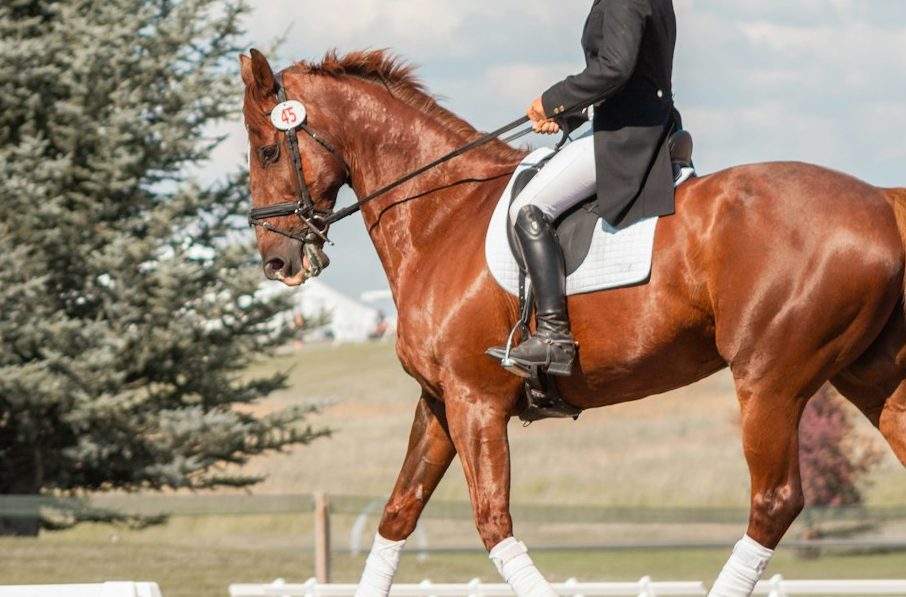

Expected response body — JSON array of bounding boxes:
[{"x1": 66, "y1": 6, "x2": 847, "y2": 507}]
[{"x1": 0, "y1": 0, "x2": 326, "y2": 535}]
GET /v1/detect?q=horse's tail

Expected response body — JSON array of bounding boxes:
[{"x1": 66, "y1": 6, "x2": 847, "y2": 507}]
[{"x1": 886, "y1": 187, "x2": 906, "y2": 300}]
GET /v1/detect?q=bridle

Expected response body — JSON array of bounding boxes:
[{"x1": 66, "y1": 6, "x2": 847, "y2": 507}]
[{"x1": 247, "y1": 72, "x2": 352, "y2": 248}]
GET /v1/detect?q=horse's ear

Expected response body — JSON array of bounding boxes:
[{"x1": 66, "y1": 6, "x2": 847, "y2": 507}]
[
  {"x1": 240, "y1": 53, "x2": 254, "y2": 88},
  {"x1": 242, "y1": 48, "x2": 276, "y2": 95}
]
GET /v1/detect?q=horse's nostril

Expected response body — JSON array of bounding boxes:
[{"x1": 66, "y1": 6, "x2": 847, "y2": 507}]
[{"x1": 263, "y1": 258, "x2": 285, "y2": 279}]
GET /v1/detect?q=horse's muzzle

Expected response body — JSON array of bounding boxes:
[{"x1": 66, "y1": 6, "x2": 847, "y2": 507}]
[{"x1": 262, "y1": 241, "x2": 329, "y2": 286}]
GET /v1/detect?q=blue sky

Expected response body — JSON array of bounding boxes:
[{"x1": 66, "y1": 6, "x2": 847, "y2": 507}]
[{"x1": 217, "y1": 0, "x2": 906, "y2": 300}]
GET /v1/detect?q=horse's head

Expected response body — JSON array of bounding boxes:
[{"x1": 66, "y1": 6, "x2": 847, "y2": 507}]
[{"x1": 240, "y1": 49, "x2": 349, "y2": 286}]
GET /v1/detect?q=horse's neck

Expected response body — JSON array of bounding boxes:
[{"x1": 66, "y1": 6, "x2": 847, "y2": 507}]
[{"x1": 335, "y1": 81, "x2": 522, "y2": 293}]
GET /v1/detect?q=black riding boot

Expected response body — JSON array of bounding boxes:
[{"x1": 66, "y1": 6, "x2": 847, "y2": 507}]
[{"x1": 506, "y1": 205, "x2": 577, "y2": 376}]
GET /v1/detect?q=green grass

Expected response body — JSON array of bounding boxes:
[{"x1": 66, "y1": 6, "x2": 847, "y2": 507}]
[
  {"x1": 3, "y1": 341, "x2": 905, "y2": 594},
  {"x1": 2, "y1": 536, "x2": 904, "y2": 596}
]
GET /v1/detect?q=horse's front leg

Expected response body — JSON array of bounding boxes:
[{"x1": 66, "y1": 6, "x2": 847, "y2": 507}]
[
  {"x1": 355, "y1": 393, "x2": 456, "y2": 597},
  {"x1": 446, "y1": 392, "x2": 559, "y2": 597}
]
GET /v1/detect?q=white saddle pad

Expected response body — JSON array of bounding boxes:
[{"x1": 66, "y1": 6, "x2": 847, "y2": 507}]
[{"x1": 486, "y1": 147, "x2": 664, "y2": 297}]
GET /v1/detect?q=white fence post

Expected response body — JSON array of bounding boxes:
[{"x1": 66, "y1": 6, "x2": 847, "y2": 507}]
[
  {"x1": 767, "y1": 574, "x2": 785, "y2": 597},
  {"x1": 638, "y1": 575, "x2": 653, "y2": 597},
  {"x1": 564, "y1": 577, "x2": 583, "y2": 597}
]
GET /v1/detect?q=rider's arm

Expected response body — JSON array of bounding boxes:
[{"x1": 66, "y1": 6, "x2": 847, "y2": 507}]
[{"x1": 541, "y1": 0, "x2": 650, "y2": 119}]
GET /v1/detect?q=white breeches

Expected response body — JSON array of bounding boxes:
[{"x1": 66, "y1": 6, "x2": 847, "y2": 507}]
[{"x1": 509, "y1": 131, "x2": 597, "y2": 223}]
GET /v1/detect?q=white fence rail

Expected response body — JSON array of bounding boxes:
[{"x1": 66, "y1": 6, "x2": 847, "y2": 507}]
[
  {"x1": 0, "y1": 582, "x2": 162, "y2": 597},
  {"x1": 754, "y1": 575, "x2": 906, "y2": 595},
  {"x1": 229, "y1": 577, "x2": 707, "y2": 597},
  {"x1": 230, "y1": 576, "x2": 906, "y2": 597}
]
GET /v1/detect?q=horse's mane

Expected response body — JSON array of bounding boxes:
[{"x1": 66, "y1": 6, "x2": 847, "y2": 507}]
[{"x1": 297, "y1": 49, "x2": 524, "y2": 161}]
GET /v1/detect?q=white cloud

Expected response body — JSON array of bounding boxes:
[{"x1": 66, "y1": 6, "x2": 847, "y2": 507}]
[
  {"x1": 683, "y1": 101, "x2": 838, "y2": 173},
  {"x1": 221, "y1": 1, "x2": 906, "y2": 296},
  {"x1": 245, "y1": 0, "x2": 588, "y2": 64},
  {"x1": 230, "y1": 1, "x2": 906, "y2": 184},
  {"x1": 671, "y1": 2, "x2": 906, "y2": 185}
]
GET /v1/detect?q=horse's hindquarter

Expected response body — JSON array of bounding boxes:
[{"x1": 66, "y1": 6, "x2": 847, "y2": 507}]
[{"x1": 702, "y1": 163, "x2": 904, "y2": 394}]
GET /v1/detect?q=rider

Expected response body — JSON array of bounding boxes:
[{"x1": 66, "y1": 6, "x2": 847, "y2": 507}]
[{"x1": 497, "y1": 0, "x2": 679, "y2": 377}]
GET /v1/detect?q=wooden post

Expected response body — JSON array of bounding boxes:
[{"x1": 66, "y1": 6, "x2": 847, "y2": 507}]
[{"x1": 314, "y1": 492, "x2": 331, "y2": 583}]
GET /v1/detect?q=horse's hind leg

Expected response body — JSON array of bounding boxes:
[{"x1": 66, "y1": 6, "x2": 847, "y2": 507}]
[
  {"x1": 878, "y1": 385, "x2": 906, "y2": 465},
  {"x1": 834, "y1": 377, "x2": 906, "y2": 468},
  {"x1": 710, "y1": 382, "x2": 808, "y2": 597},
  {"x1": 832, "y1": 311, "x2": 906, "y2": 467},
  {"x1": 355, "y1": 393, "x2": 456, "y2": 597}
]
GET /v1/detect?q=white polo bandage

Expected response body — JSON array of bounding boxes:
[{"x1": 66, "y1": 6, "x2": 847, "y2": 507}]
[
  {"x1": 489, "y1": 537, "x2": 558, "y2": 597},
  {"x1": 354, "y1": 533, "x2": 406, "y2": 597},
  {"x1": 708, "y1": 535, "x2": 774, "y2": 597}
]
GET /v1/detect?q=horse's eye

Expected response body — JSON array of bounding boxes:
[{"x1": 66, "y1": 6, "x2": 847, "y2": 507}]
[{"x1": 257, "y1": 144, "x2": 280, "y2": 166}]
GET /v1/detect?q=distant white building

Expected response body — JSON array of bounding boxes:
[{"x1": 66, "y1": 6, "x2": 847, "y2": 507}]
[{"x1": 259, "y1": 279, "x2": 395, "y2": 344}]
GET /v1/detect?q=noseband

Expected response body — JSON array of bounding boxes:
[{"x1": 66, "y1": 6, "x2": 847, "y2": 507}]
[{"x1": 247, "y1": 72, "x2": 352, "y2": 246}]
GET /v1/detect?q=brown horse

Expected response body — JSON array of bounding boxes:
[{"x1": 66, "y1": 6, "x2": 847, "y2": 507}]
[{"x1": 240, "y1": 48, "x2": 906, "y2": 591}]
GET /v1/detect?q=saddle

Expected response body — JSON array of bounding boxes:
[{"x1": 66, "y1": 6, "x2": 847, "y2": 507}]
[
  {"x1": 506, "y1": 130, "x2": 696, "y2": 277},
  {"x1": 502, "y1": 130, "x2": 695, "y2": 423}
]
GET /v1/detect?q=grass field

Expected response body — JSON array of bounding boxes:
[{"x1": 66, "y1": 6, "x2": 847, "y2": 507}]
[
  {"x1": 2, "y1": 532, "x2": 906, "y2": 596},
  {"x1": 240, "y1": 341, "x2": 906, "y2": 508},
  {"x1": 2, "y1": 341, "x2": 905, "y2": 595}
]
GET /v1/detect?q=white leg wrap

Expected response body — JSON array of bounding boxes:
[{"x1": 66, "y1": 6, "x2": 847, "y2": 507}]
[
  {"x1": 708, "y1": 535, "x2": 774, "y2": 597},
  {"x1": 489, "y1": 537, "x2": 558, "y2": 597},
  {"x1": 354, "y1": 533, "x2": 406, "y2": 597}
]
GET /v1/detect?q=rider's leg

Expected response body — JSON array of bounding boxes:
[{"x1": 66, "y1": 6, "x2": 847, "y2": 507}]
[
  {"x1": 508, "y1": 131, "x2": 596, "y2": 222},
  {"x1": 504, "y1": 132, "x2": 596, "y2": 376},
  {"x1": 506, "y1": 205, "x2": 576, "y2": 375}
]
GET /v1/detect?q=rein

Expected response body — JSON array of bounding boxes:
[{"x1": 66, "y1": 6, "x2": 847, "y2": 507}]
[
  {"x1": 324, "y1": 115, "x2": 531, "y2": 226},
  {"x1": 247, "y1": 72, "x2": 529, "y2": 245}
]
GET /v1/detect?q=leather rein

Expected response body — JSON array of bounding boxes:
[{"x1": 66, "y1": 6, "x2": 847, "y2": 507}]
[{"x1": 247, "y1": 72, "x2": 531, "y2": 247}]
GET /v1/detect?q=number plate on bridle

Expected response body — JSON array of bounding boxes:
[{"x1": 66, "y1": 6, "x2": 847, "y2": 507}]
[{"x1": 271, "y1": 100, "x2": 307, "y2": 130}]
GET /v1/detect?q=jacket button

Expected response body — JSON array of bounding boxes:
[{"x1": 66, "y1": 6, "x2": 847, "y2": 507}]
[{"x1": 657, "y1": 90, "x2": 664, "y2": 98}]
